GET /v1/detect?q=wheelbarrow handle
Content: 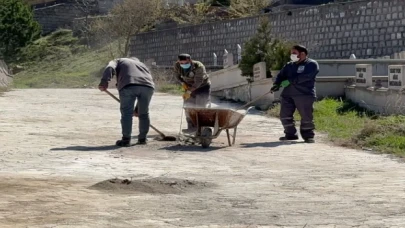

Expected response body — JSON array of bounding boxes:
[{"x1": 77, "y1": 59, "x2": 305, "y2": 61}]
[{"x1": 236, "y1": 91, "x2": 272, "y2": 110}]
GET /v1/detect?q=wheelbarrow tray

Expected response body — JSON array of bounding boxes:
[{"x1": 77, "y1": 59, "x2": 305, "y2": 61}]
[
  {"x1": 185, "y1": 107, "x2": 247, "y2": 129},
  {"x1": 182, "y1": 107, "x2": 253, "y2": 148}
]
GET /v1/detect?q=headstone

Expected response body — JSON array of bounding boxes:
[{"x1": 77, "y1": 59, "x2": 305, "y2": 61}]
[
  {"x1": 237, "y1": 44, "x2": 242, "y2": 64},
  {"x1": 394, "y1": 53, "x2": 401, "y2": 59},
  {"x1": 388, "y1": 65, "x2": 405, "y2": 90},
  {"x1": 253, "y1": 62, "x2": 266, "y2": 81},
  {"x1": 400, "y1": 51, "x2": 405, "y2": 59},
  {"x1": 355, "y1": 64, "x2": 372, "y2": 87},
  {"x1": 223, "y1": 49, "x2": 234, "y2": 69}
]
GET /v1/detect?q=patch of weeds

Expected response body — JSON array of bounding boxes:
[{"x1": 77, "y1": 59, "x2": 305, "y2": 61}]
[
  {"x1": 11, "y1": 29, "x2": 120, "y2": 89},
  {"x1": 353, "y1": 116, "x2": 405, "y2": 156}
]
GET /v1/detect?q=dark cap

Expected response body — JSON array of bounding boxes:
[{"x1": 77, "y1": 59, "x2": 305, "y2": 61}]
[
  {"x1": 178, "y1": 53, "x2": 191, "y2": 60},
  {"x1": 292, "y1": 45, "x2": 308, "y2": 55}
]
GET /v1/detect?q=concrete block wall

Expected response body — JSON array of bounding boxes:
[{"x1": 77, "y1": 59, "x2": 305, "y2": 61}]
[
  {"x1": 130, "y1": 0, "x2": 405, "y2": 66},
  {"x1": 33, "y1": 0, "x2": 197, "y2": 35},
  {"x1": 34, "y1": 3, "x2": 88, "y2": 34},
  {"x1": 33, "y1": 0, "x2": 122, "y2": 34}
]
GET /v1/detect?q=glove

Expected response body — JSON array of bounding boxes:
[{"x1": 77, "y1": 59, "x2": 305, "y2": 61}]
[
  {"x1": 182, "y1": 90, "x2": 191, "y2": 100},
  {"x1": 280, "y1": 80, "x2": 290, "y2": 88},
  {"x1": 181, "y1": 83, "x2": 189, "y2": 91},
  {"x1": 98, "y1": 84, "x2": 107, "y2": 91},
  {"x1": 270, "y1": 84, "x2": 280, "y2": 93}
]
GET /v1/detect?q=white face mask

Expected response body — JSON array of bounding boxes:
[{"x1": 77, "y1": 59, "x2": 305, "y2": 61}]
[{"x1": 290, "y1": 54, "x2": 299, "y2": 62}]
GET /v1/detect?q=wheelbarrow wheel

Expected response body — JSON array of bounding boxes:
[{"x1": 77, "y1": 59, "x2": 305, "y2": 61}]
[{"x1": 201, "y1": 128, "x2": 213, "y2": 149}]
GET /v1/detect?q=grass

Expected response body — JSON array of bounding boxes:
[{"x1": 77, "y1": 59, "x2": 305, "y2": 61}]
[
  {"x1": 11, "y1": 29, "x2": 180, "y2": 93},
  {"x1": 156, "y1": 84, "x2": 183, "y2": 95},
  {"x1": 267, "y1": 98, "x2": 405, "y2": 157},
  {"x1": 0, "y1": 86, "x2": 10, "y2": 96},
  {"x1": 12, "y1": 29, "x2": 114, "y2": 88},
  {"x1": 14, "y1": 49, "x2": 110, "y2": 88}
]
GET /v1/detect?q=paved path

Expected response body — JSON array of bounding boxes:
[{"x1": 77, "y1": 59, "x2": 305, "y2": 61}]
[{"x1": 0, "y1": 89, "x2": 405, "y2": 228}]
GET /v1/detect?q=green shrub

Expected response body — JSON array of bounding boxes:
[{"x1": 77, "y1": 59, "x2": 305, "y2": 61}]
[
  {"x1": 18, "y1": 29, "x2": 84, "y2": 63},
  {"x1": 238, "y1": 16, "x2": 292, "y2": 77},
  {"x1": 0, "y1": 0, "x2": 41, "y2": 62}
]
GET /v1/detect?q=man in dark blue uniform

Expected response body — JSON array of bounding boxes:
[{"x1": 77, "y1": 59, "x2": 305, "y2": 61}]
[{"x1": 270, "y1": 45, "x2": 319, "y2": 143}]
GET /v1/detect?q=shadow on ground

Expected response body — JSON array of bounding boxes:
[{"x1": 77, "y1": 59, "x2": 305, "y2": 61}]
[
  {"x1": 50, "y1": 135, "x2": 170, "y2": 152},
  {"x1": 240, "y1": 141, "x2": 306, "y2": 148},
  {"x1": 159, "y1": 144, "x2": 225, "y2": 153},
  {"x1": 50, "y1": 145, "x2": 119, "y2": 151}
]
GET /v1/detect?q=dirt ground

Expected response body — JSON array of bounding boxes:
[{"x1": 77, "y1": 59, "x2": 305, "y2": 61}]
[{"x1": 1, "y1": 89, "x2": 405, "y2": 228}]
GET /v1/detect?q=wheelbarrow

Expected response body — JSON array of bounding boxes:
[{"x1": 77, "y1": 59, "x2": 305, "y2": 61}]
[{"x1": 182, "y1": 92, "x2": 271, "y2": 148}]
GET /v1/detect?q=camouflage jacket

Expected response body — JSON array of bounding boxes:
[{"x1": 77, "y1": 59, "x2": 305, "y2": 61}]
[{"x1": 173, "y1": 60, "x2": 211, "y2": 91}]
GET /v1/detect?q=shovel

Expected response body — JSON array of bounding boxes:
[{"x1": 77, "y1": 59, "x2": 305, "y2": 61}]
[{"x1": 104, "y1": 90, "x2": 177, "y2": 141}]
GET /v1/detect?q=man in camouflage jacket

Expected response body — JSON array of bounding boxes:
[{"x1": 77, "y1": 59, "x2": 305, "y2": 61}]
[{"x1": 173, "y1": 54, "x2": 211, "y2": 133}]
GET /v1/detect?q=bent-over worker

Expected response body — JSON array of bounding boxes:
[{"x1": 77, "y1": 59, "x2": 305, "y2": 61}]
[
  {"x1": 174, "y1": 53, "x2": 211, "y2": 133},
  {"x1": 270, "y1": 45, "x2": 319, "y2": 143},
  {"x1": 99, "y1": 57, "x2": 155, "y2": 147}
]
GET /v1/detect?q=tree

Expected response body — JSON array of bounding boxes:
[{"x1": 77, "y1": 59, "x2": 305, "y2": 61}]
[
  {"x1": 238, "y1": 16, "x2": 291, "y2": 77},
  {"x1": 227, "y1": 0, "x2": 271, "y2": 18},
  {"x1": 160, "y1": 0, "x2": 219, "y2": 25},
  {"x1": 211, "y1": 0, "x2": 230, "y2": 6},
  {"x1": 0, "y1": 0, "x2": 41, "y2": 62},
  {"x1": 74, "y1": 0, "x2": 98, "y2": 48},
  {"x1": 91, "y1": 0, "x2": 162, "y2": 57}
]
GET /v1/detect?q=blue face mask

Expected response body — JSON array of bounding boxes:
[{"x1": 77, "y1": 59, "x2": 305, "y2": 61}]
[{"x1": 180, "y1": 63, "x2": 191, "y2": 69}]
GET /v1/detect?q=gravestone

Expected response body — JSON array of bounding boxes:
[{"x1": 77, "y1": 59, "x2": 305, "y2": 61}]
[
  {"x1": 223, "y1": 50, "x2": 234, "y2": 69},
  {"x1": 237, "y1": 44, "x2": 242, "y2": 64},
  {"x1": 355, "y1": 64, "x2": 372, "y2": 87},
  {"x1": 388, "y1": 65, "x2": 405, "y2": 90},
  {"x1": 400, "y1": 51, "x2": 405, "y2": 59},
  {"x1": 253, "y1": 62, "x2": 266, "y2": 81}
]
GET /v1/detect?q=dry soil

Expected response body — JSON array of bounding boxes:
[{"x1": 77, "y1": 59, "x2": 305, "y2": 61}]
[{"x1": 1, "y1": 89, "x2": 405, "y2": 228}]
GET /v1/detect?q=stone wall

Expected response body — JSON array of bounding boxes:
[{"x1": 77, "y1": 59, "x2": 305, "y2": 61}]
[
  {"x1": 32, "y1": 0, "x2": 198, "y2": 35},
  {"x1": 33, "y1": 0, "x2": 121, "y2": 34},
  {"x1": 34, "y1": 3, "x2": 88, "y2": 34},
  {"x1": 345, "y1": 87, "x2": 405, "y2": 115},
  {"x1": 130, "y1": 0, "x2": 405, "y2": 66}
]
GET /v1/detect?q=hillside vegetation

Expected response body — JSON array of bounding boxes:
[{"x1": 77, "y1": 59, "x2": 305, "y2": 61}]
[
  {"x1": 12, "y1": 29, "x2": 114, "y2": 88},
  {"x1": 12, "y1": 29, "x2": 181, "y2": 93}
]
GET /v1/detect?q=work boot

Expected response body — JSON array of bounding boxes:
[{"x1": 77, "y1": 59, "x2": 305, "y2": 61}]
[
  {"x1": 136, "y1": 138, "x2": 148, "y2": 145},
  {"x1": 279, "y1": 135, "x2": 299, "y2": 141},
  {"x1": 116, "y1": 137, "x2": 131, "y2": 147},
  {"x1": 304, "y1": 138, "x2": 315, "y2": 143}
]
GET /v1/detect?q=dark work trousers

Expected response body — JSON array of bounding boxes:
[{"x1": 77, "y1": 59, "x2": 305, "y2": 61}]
[
  {"x1": 119, "y1": 84, "x2": 154, "y2": 140},
  {"x1": 184, "y1": 84, "x2": 211, "y2": 129},
  {"x1": 280, "y1": 95, "x2": 316, "y2": 139}
]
